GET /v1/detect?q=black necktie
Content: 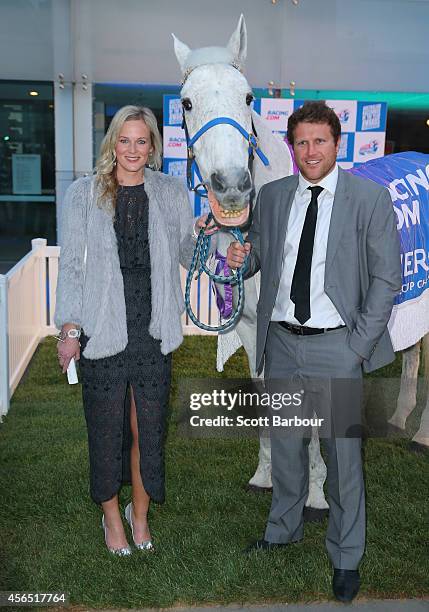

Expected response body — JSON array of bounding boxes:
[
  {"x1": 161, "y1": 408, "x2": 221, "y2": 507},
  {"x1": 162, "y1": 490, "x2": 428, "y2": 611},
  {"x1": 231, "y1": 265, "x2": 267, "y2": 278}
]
[{"x1": 290, "y1": 185, "x2": 324, "y2": 324}]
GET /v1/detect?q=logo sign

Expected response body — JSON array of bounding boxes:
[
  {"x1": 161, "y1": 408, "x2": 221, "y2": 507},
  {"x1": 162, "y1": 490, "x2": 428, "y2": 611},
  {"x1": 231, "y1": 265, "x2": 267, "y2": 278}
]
[
  {"x1": 359, "y1": 140, "x2": 379, "y2": 156},
  {"x1": 260, "y1": 99, "x2": 295, "y2": 132},
  {"x1": 169, "y1": 98, "x2": 183, "y2": 125},
  {"x1": 337, "y1": 109, "x2": 350, "y2": 123},
  {"x1": 326, "y1": 100, "x2": 357, "y2": 131},
  {"x1": 337, "y1": 133, "x2": 350, "y2": 160},
  {"x1": 351, "y1": 152, "x2": 429, "y2": 310},
  {"x1": 336, "y1": 132, "x2": 354, "y2": 163},
  {"x1": 357, "y1": 101, "x2": 387, "y2": 132},
  {"x1": 165, "y1": 160, "x2": 187, "y2": 178},
  {"x1": 361, "y1": 104, "x2": 382, "y2": 131},
  {"x1": 163, "y1": 126, "x2": 187, "y2": 159},
  {"x1": 353, "y1": 132, "x2": 385, "y2": 162}
]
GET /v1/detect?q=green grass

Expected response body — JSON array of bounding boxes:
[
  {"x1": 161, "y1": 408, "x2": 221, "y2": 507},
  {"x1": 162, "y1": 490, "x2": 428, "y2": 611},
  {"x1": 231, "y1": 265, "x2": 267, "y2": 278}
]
[{"x1": 0, "y1": 337, "x2": 428, "y2": 608}]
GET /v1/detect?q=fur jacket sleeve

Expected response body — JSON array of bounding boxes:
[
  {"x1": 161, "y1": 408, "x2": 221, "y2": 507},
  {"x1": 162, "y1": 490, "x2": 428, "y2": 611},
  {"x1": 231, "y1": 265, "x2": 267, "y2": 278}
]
[{"x1": 54, "y1": 169, "x2": 197, "y2": 358}]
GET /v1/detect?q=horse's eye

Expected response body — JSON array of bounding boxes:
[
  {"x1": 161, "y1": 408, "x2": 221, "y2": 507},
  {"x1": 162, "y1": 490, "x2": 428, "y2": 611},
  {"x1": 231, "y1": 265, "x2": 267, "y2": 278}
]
[
  {"x1": 246, "y1": 93, "x2": 254, "y2": 106},
  {"x1": 182, "y1": 98, "x2": 192, "y2": 111}
]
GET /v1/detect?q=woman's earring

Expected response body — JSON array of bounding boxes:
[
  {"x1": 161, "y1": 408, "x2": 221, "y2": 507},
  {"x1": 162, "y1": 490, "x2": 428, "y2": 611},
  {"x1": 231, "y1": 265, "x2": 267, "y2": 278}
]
[{"x1": 112, "y1": 153, "x2": 117, "y2": 167}]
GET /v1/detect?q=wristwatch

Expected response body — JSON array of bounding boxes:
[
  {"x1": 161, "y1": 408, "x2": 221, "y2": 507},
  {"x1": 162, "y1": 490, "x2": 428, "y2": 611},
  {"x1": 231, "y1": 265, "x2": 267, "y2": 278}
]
[
  {"x1": 57, "y1": 328, "x2": 81, "y2": 342},
  {"x1": 66, "y1": 328, "x2": 81, "y2": 339}
]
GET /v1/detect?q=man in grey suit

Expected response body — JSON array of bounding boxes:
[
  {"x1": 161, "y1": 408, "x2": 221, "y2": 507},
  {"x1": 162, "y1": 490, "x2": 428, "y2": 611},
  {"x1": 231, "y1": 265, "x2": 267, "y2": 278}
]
[{"x1": 227, "y1": 101, "x2": 401, "y2": 602}]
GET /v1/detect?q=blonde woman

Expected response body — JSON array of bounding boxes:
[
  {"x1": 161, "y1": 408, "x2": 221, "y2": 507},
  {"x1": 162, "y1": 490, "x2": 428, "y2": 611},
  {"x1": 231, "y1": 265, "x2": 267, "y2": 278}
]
[{"x1": 55, "y1": 106, "x2": 208, "y2": 555}]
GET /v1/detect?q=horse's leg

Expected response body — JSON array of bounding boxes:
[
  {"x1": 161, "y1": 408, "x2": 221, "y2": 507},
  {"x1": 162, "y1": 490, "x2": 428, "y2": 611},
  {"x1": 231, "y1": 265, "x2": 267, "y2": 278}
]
[
  {"x1": 247, "y1": 429, "x2": 272, "y2": 490},
  {"x1": 233, "y1": 295, "x2": 273, "y2": 491},
  {"x1": 304, "y1": 424, "x2": 329, "y2": 521},
  {"x1": 411, "y1": 333, "x2": 429, "y2": 449},
  {"x1": 412, "y1": 397, "x2": 429, "y2": 448},
  {"x1": 388, "y1": 341, "x2": 420, "y2": 430},
  {"x1": 215, "y1": 238, "x2": 328, "y2": 509},
  {"x1": 235, "y1": 281, "x2": 328, "y2": 510}
]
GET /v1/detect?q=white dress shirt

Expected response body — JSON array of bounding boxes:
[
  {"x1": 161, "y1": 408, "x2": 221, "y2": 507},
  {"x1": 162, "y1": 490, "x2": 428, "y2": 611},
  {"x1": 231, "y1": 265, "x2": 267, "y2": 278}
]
[{"x1": 271, "y1": 164, "x2": 344, "y2": 328}]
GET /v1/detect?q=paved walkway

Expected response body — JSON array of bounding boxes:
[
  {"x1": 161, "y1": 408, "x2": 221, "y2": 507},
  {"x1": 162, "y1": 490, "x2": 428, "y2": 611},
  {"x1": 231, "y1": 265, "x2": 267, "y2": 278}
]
[{"x1": 102, "y1": 599, "x2": 429, "y2": 612}]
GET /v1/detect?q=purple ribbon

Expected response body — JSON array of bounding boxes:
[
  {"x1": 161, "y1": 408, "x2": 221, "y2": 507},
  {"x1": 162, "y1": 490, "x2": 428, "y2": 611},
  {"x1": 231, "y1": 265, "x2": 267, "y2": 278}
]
[
  {"x1": 285, "y1": 137, "x2": 299, "y2": 174},
  {"x1": 214, "y1": 249, "x2": 233, "y2": 319}
]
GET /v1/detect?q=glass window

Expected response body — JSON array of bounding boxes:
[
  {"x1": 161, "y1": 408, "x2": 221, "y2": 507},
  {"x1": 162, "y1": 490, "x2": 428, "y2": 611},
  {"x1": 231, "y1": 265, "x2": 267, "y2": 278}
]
[
  {"x1": 0, "y1": 80, "x2": 55, "y2": 272},
  {"x1": 386, "y1": 110, "x2": 429, "y2": 155},
  {"x1": 93, "y1": 83, "x2": 180, "y2": 163}
]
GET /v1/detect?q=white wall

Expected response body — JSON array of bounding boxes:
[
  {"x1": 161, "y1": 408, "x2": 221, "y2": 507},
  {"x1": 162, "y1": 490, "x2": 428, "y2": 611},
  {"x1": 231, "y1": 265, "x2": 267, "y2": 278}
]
[
  {"x1": 0, "y1": 0, "x2": 428, "y2": 92},
  {"x1": 282, "y1": 0, "x2": 429, "y2": 92},
  {"x1": 0, "y1": 0, "x2": 54, "y2": 81}
]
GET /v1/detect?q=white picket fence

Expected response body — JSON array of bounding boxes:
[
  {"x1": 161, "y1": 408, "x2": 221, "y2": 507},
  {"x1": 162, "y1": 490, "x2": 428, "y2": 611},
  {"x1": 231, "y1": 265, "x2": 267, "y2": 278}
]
[
  {"x1": 0, "y1": 239, "x2": 218, "y2": 416},
  {"x1": 0, "y1": 239, "x2": 58, "y2": 416}
]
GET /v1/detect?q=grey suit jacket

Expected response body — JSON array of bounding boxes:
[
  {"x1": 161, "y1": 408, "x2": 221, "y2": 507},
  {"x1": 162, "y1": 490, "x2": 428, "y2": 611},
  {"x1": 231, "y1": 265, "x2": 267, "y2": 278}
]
[{"x1": 245, "y1": 167, "x2": 402, "y2": 375}]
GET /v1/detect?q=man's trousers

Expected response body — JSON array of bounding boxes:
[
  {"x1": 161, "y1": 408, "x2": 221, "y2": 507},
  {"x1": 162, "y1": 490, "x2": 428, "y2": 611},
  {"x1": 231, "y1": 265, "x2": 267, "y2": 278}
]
[{"x1": 264, "y1": 322, "x2": 365, "y2": 570}]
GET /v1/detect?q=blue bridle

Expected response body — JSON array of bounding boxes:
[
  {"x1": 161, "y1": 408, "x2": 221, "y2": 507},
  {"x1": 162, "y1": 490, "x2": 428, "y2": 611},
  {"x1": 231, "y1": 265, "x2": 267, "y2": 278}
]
[
  {"x1": 182, "y1": 113, "x2": 270, "y2": 197},
  {"x1": 182, "y1": 110, "x2": 271, "y2": 332}
]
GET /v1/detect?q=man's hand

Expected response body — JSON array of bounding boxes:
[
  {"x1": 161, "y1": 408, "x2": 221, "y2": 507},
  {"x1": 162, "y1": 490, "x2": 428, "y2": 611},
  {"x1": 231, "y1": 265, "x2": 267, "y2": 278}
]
[
  {"x1": 194, "y1": 214, "x2": 219, "y2": 236},
  {"x1": 227, "y1": 241, "x2": 252, "y2": 269}
]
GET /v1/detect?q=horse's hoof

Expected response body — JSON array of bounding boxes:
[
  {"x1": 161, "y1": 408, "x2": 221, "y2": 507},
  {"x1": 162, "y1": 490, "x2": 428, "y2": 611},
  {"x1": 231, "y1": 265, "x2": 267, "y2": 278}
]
[
  {"x1": 245, "y1": 484, "x2": 273, "y2": 494},
  {"x1": 409, "y1": 441, "x2": 429, "y2": 454},
  {"x1": 303, "y1": 506, "x2": 329, "y2": 522}
]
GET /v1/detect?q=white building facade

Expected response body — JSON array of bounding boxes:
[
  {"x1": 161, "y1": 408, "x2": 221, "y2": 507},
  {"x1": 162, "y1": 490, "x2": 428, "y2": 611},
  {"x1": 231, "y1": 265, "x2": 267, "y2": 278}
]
[{"x1": 0, "y1": 0, "x2": 428, "y2": 267}]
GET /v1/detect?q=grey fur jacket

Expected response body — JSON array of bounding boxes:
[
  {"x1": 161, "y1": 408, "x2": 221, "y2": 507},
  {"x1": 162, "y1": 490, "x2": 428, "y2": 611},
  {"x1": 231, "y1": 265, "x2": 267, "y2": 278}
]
[{"x1": 54, "y1": 169, "x2": 196, "y2": 358}]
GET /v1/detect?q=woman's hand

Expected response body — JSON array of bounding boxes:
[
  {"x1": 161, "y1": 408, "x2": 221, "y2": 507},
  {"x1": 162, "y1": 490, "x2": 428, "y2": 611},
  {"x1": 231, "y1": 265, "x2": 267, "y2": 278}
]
[
  {"x1": 57, "y1": 324, "x2": 81, "y2": 373},
  {"x1": 57, "y1": 338, "x2": 80, "y2": 373}
]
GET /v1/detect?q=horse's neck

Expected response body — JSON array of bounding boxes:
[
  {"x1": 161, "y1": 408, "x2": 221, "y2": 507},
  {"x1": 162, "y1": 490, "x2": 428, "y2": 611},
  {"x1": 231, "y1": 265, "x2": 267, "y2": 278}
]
[{"x1": 251, "y1": 110, "x2": 293, "y2": 196}]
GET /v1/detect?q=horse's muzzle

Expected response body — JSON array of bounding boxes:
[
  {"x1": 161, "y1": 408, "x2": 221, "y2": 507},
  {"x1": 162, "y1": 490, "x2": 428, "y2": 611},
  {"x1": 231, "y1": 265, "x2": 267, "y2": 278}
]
[
  {"x1": 210, "y1": 169, "x2": 252, "y2": 210},
  {"x1": 208, "y1": 189, "x2": 251, "y2": 228}
]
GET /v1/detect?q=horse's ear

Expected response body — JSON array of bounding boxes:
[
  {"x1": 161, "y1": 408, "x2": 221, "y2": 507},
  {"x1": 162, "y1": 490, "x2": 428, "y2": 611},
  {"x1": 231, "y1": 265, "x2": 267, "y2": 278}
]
[
  {"x1": 172, "y1": 34, "x2": 191, "y2": 74},
  {"x1": 226, "y1": 14, "x2": 247, "y2": 67}
]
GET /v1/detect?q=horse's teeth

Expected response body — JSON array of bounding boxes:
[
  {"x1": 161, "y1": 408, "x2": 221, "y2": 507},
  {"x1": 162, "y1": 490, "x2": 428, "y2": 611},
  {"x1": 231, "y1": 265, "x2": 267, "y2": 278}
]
[{"x1": 218, "y1": 208, "x2": 242, "y2": 218}]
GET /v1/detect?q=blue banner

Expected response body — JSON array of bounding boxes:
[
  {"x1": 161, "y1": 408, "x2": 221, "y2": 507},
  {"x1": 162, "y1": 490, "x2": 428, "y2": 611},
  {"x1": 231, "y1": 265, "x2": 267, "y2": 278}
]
[{"x1": 350, "y1": 152, "x2": 429, "y2": 305}]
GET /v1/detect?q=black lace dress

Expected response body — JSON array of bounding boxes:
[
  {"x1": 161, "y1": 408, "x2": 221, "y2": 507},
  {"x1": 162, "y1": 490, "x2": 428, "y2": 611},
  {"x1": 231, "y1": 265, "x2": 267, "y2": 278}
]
[{"x1": 79, "y1": 183, "x2": 171, "y2": 505}]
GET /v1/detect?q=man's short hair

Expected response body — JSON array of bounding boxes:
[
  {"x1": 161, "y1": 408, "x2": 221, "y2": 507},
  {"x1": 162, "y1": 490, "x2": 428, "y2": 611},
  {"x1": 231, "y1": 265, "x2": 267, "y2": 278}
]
[{"x1": 287, "y1": 101, "x2": 341, "y2": 145}]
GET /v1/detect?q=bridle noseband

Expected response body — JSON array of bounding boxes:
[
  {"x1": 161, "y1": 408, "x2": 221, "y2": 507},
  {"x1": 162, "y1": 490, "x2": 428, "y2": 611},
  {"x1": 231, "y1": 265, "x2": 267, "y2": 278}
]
[{"x1": 182, "y1": 113, "x2": 270, "y2": 198}]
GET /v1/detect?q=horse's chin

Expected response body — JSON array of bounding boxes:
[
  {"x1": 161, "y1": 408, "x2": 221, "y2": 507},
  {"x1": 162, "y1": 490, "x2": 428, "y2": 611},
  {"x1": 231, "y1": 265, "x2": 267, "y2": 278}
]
[{"x1": 209, "y1": 194, "x2": 250, "y2": 228}]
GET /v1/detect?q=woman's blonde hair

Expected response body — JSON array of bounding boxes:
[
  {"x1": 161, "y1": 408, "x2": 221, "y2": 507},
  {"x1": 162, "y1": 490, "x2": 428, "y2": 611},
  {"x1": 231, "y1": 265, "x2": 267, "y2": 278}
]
[{"x1": 95, "y1": 105, "x2": 162, "y2": 208}]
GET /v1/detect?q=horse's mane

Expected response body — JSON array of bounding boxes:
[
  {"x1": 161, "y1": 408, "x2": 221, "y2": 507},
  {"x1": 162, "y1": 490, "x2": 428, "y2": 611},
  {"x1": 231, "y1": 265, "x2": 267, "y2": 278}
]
[{"x1": 251, "y1": 110, "x2": 293, "y2": 195}]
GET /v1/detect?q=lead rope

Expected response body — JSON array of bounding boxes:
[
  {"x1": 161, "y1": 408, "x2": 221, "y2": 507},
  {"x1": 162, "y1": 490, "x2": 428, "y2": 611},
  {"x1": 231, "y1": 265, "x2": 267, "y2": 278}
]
[
  {"x1": 185, "y1": 213, "x2": 248, "y2": 332},
  {"x1": 182, "y1": 111, "x2": 268, "y2": 332}
]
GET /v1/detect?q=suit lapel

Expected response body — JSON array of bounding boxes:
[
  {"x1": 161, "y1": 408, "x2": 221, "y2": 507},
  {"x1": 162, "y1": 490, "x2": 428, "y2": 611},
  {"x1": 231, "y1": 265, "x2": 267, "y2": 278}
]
[
  {"x1": 325, "y1": 168, "x2": 351, "y2": 273},
  {"x1": 273, "y1": 175, "x2": 298, "y2": 275}
]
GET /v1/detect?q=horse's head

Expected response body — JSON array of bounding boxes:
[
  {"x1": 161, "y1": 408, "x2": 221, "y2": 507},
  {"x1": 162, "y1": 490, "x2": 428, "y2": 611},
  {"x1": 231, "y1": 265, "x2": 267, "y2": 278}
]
[{"x1": 173, "y1": 15, "x2": 254, "y2": 227}]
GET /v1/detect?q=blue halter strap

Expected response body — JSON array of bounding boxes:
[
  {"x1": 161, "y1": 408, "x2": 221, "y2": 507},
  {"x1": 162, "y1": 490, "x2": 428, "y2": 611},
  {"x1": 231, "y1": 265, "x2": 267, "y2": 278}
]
[
  {"x1": 182, "y1": 113, "x2": 270, "y2": 197},
  {"x1": 182, "y1": 111, "x2": 270, "y2": 332}
]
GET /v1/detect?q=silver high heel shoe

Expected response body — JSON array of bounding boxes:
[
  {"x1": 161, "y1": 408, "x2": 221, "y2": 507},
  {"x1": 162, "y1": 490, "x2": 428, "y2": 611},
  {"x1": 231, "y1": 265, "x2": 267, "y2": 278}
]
[
  {"x1": 101, "y1": 515, "x2": 132, "y2": 556},
  {"x1": 124, "y1": 503, "x2": 154, "y2": 551}
]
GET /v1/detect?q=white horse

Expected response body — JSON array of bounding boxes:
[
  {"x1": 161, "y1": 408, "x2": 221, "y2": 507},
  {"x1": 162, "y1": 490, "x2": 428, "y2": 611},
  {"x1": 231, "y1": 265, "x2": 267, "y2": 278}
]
[
  {"x1": 388, "y1": 338, "x2": 429, "y2": 448},
  {"x1": 173, "y1": 14, "x2": 329, "y2": 516}
]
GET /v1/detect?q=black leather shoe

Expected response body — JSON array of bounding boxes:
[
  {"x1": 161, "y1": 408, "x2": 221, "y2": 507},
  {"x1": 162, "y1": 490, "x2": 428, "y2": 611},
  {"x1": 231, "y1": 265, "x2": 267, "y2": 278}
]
[
  {"x1": 244, "y1": 538, "x2": 300, "y2": 553},
  {"x1": 303, "y1": 506, "x2": 329, "y2": 523},
  {"x1": 332, "y1": 568, "x2": 360, "y2": 602}
]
